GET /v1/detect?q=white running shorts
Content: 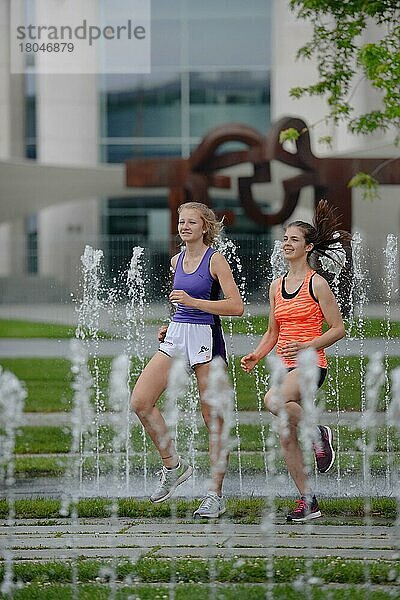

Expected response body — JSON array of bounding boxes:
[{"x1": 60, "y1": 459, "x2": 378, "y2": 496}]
[{"x1": 158, "y1": 321, "x2": 227, "y2": 369}]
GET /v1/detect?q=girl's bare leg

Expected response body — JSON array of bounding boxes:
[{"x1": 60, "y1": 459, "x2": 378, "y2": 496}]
[
  {"x1": 131, "y1": 352, "x2": 178, "y2": 468},
  {"x1": 195, "y1": 362, "x2": 229, "y2": 496},
  {"x1": 264, "y1": 370, "x2": 310, "y2": 497}
]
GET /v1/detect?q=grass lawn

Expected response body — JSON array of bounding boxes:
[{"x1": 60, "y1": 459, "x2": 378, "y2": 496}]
[
  {"x1": 13, "y1": 423, "x2": 400, "y2": 455},
  {"x1": 0, "y1": 496, "x2": 396, "y2": 521},
  {"x1": 2, "y1": 354, "x2": 399, "y2": 479},
  {"x1": 1, "y1": 582, "x2": 397, "y2": 599},
  {"x1": 1, "y1": 355, "x2": 399, "y2": 413},
  {"x1": 0, "y1": 319, "x2": 76, "y2": 338},
  {"x1": 0, "y1": 319, "x2": 111, "y2": 339},
  {"x1": 223, "y1": 315, "x2": 400, "y2": 337},
  {"x1": 12, "y1": 449, "x2": 400, "y2": 479},
  {"x1": 0, "y1": 357, "x2": 107, "y2": 412},
  {"x1": 145, "y1": 315, "x2": 400, "y2": 337},
  {"x1": 11, "y1": 419, "x2": 400, "y2": 479},
  {"x1": 0, "y1": 554, "x2": 399, "y2": 584},
  {"x1": 1, "y1": 554, "x2": 399, "y2": 599},
  {"x1": 1, "y1": 316, "x2": 400, "y2": 338}
]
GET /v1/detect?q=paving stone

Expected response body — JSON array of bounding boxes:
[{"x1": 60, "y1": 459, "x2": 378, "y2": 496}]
[
  {"x1": 19, "y1": 410, "x2": 387, "y2": 426},
  {"x1": 9, "y1": 547, "x2": 144, "y2": 561},
  {"x1": 2, "y1": 336, "x2": 400, "y2": 359},
  {"x1": 153, "y1": 546, "x2": 397, "y2": 560},
  {"x1": 1, "y1": 519, "x2": 397, "y2": 562}
]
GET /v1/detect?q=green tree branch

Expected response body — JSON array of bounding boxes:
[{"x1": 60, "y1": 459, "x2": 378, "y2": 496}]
[{"x1": 286, "y1": 1, "x2": 400, "y2": 199}]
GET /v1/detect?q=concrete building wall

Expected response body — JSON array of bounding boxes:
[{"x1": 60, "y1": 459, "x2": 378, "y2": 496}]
[
  {"x1": 0, "y1": 0, "x2": 25, "y2": 159},
  {"x1": 36, "y1": 70, "x2": 100, "y2": 290},
  {"x1": 271, "y1": 1, "x2": 395, "y2": 155},
  {"x1": 33, "y1": 0, "x2": 99, "y2": 292},
  {"x1": 0, "y1": 224, "x2": 11, "y2": 273},
  {"x1": 0, "y1": 0, "x2": 27, "y2": 277}
]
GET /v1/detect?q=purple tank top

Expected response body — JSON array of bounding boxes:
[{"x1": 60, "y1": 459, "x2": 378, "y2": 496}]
[{"x1": 172, "y1": 247, "x2": 222, "y2": 325}]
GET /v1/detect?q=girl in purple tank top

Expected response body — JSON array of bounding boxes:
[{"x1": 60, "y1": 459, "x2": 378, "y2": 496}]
[
  {"x1": 172, "y1": 246, "x2": 221, "y2": 325},
  {"x1": 131, "y1": 202, "x2": 243, "y2": 518}
]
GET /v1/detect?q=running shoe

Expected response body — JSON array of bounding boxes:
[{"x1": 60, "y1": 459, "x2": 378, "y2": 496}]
[
  {"x1": 193, "y1": 491, "x2": 226, "y2": 518},
  {"x1": 286, "y1": 496, "x2": 322, "y2": 522},
  {"x1": 150, "y1": 459, "x2": 193, "y2": 503},
  {"x1": 313, "y1": 425, "x2": 335, "y2": 473}
]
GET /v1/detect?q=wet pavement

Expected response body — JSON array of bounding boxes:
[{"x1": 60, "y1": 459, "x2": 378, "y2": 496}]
[{"x1": 8, "y1": 469, "x2": 397, "y2": 500}]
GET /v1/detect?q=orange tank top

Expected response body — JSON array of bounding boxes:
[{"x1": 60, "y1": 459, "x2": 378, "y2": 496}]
[{"x1": 274, "y1": 270, "x2": 327, "y2": 368}]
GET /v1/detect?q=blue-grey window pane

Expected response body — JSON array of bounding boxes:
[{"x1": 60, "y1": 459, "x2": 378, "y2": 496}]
[
  {"x1": 26, "y1": 96, "x2": 36, "y2": 138},
  {"x1": 190, "y1": 71, "x2": 270, "y2": 137},
  {"x1": 25, "y1": 73, "x2": 36, "y2": 159},
  {"x1": 26, "y1": 144, "x2": 37, "y2": 159},
  {"x1": 187, "y1": 1, "x2": 270, "y2": 19},
  {"x1": 104, "y1": 145, "x2": 133, "y2": 163},
  {"x1": 107, "y1": 214, "x2": 147, "y2": 235},
  {"x1": 188, "y1": 18, "x2": 270, "y2": 68},
  {"x1": 104, "y1": 74, "x2": 181, "y2": 138},
  {"x1": 151, "y1": 19, "x2": 181, "y2": 67},
  {"x1": 104, "y1": 144, "x2": 181, "y2": 163},
  {"x1": 189, "y1": 141, "x2": 257, "y2": 158},
  {"x1": 26, "y1": 212, "x2": 38, "y2": 274}
]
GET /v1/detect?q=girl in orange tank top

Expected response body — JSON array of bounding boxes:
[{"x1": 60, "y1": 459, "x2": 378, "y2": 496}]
[
  {"x1": 241, "y1": 200, "x2": 351, "y2": 523},
  {"x1": 275, "y1": 269, "x2": 327, "y2": 369}
]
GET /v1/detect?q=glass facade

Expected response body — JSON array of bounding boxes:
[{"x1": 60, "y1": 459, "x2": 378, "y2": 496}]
[
  {"x1": 189, "y1": 71, "x2": 269, "y2": 137},
  {"x1": 25, "y1": 73, "x2": 36, "y2": 159},
  {"x1": 101, "y1": 0, "x2": 272, "y2": 242},
  {"x1": 26, "y1": 214, "x2": 38, "y2": 274},
  {"x1": 101, "y1": 69, "x2": 270, "y2": 162}
]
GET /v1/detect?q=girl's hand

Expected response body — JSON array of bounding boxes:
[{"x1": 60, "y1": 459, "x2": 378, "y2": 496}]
[
  {"x1": 281, "y1": 341, "x2": 308, "y2": 360},
  {"x1": 169, "y1": 290, "x2": 194, "y2": 307},
  {"x1": 158, "y1": 325, "x2": 168, "y2": 342},
  {"x1": 240, "y1": 353, "x2": 259, "y2": 373}
]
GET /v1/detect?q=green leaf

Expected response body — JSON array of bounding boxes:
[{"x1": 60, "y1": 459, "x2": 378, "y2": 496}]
[
  {"x1": 317, "y1": 135, "x2": 333, "y2": 148},
  {"x1": 348, "y1": 171, "x2": 379, "y2": 201},
  {"x1": 279, "y1": 128, "x2": 301, "y2": 144},
  {"x1": 288, "y1": 86, "x2": 305, "y2": 99}
]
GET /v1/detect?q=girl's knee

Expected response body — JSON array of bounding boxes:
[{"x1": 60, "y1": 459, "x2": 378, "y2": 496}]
[
  {"x1": 200, "y1": 405, "x2": 221, "y2": 432},
  {"x1": 201, "y1": 411, "x2": 213, "y2": 431},
  {"x1": 131, "y1": 390, "x2": 150, "y2": 417},
  {"x1": 264, "y1": 392, "x2": 278, "y2": 414},
  {"x1": 130, "y1": 391, "x2": 140, "y2": 415}
]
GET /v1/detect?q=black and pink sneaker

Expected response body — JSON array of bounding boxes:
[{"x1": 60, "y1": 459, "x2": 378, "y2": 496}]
[
  {"x1": 286, "y1": 496, "x2": 322, "y2": 522},
  {"x1": 313, "y1": 425, "x2": 335, "y2": 473}
]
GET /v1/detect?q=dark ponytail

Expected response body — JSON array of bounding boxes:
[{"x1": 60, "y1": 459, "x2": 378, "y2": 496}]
[{"x1": 286, "y1": 200, "x2": 352, "y2": 267}]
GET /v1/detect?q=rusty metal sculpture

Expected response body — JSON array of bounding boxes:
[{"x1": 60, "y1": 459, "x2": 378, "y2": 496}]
[{"x1": 126, "y1": 116, "x2": 400, "y2": 244}]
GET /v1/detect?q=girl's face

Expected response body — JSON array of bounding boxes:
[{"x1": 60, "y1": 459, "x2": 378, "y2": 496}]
[
  {"x1": 282, "y1": 225, "x2": 313, "y2": 259},
  {"x1": 178, "y1": 208, "x2": 205, "y2": 242}
]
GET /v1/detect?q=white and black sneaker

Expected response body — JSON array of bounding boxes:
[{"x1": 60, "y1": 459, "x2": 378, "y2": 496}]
[
  {"x1": 150, "y1": 459, "x2": 193, "y2": 503},
  {"x1": 193, "y1": 491, "x2": 226, "y2": 518}
]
